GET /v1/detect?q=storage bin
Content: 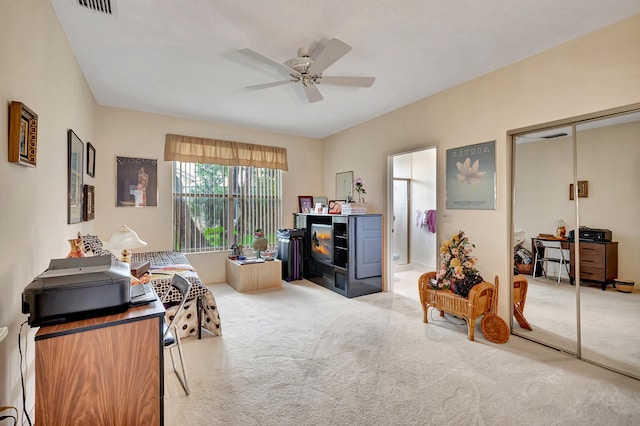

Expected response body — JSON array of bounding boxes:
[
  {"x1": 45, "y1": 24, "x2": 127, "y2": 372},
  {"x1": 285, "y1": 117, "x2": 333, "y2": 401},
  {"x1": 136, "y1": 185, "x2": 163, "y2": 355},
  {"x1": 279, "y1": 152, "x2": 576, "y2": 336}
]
[{"x1": 615, "y1": 279, "x2": 635, "y2": 293}]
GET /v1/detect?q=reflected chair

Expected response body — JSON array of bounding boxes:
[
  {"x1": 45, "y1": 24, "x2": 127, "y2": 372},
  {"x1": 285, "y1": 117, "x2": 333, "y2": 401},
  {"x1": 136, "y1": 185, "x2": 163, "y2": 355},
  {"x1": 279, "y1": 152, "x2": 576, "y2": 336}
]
[
  {"x1": 162, "y1": 273, "x2": 192, "y2": 395},
  {"x1": 533, "y1": 239, "x2": 570, "y2": 285}
]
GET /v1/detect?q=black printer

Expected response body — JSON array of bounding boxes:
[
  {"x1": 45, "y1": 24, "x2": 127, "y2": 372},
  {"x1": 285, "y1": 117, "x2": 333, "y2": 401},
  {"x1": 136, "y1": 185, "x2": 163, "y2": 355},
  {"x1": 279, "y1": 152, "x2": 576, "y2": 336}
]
[
  {"x1": 578, "y1": 227, "x2": 612, "y2": 242},
  {"x1": 22, "y1": 256, "x2": 131, "y2": 326}
]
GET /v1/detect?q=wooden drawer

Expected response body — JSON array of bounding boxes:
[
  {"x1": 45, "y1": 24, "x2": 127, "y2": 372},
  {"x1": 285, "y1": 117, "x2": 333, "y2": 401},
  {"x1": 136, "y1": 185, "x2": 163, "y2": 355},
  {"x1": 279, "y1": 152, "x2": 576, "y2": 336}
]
[
  {"x1": 569, "y1": 241, "x2": 618, "y2": 284},
  {"x1": 579, "y1": 243, "x2": 605, "y2": 262},
  {"x1": 580, "y1": 266, "x2": 605, "y2": 281}
]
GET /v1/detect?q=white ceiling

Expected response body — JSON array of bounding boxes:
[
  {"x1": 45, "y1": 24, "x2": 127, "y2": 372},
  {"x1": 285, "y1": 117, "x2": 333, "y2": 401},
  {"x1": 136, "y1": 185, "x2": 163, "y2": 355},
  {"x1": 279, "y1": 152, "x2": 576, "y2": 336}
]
[{"x1": 50, "y1": 1, "x2": 640, "y2": 139}]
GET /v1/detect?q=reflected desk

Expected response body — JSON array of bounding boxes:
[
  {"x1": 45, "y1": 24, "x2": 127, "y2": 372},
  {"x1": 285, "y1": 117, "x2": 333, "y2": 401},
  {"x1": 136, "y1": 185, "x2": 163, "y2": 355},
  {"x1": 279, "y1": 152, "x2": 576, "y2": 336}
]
[
  {"x1": 532, "y1": 236, "x2": 570, "y2": 284},
  {"x1": 569, "y1": 240, "x2": 618, "y2": 290},
  {"x1": 532, "y1": 236, "x2": 619, "y2": 290}
]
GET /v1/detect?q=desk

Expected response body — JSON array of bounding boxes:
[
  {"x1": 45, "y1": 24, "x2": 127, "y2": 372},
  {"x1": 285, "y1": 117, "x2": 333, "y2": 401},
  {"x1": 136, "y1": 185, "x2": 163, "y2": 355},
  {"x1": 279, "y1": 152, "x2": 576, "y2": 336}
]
[
  {"x1": 226, "y1": 258, "x2": 282, "y2": 292},
  {"x1": 569, "y1": 241, "x2": 618, "y2": 290},
  {"x1": 532, "y1": 237, "x2": 570, "y2": 282},
  {"x1": 35, "y1": 297, "x2": 165, "y2": 425}
]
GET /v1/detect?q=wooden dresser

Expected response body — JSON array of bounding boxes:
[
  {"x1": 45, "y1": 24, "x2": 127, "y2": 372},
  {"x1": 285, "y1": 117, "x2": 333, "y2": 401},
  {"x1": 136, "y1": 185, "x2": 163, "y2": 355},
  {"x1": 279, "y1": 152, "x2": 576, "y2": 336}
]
[
  {"x1": 35, "y1": 297, "x2": 165, "y2": 425},
  {"x1": 569, "y1": 241, "x2": 618, "y2": 290}
]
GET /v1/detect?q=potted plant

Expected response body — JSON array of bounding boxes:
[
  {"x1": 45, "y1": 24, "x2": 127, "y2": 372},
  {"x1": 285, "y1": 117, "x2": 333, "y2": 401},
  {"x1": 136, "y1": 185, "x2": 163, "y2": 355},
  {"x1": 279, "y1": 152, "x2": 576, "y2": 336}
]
[
  {"x1": 254, "y1": 228, "x2": 264, "y2": 238},
  {"x1": 434, "y1": 230, "x2": 483, "y2": 297}
]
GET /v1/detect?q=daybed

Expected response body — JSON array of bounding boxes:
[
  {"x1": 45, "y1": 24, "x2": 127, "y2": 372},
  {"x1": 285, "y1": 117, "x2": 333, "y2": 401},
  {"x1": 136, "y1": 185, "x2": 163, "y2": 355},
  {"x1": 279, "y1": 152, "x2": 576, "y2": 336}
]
[{"x1": 81, "y1": 235, "x2": 221, "y2": 339}]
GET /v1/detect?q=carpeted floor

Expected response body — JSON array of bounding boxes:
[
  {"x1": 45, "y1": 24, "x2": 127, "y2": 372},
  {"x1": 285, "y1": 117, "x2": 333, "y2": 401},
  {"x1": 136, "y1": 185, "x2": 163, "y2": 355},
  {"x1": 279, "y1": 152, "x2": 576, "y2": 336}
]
[
  {"x1": 163, "y1": 273, "x2": 640, "y2": 425},
  {"x1": 512, "y1": 275, "x2": 640, "y2": 376}
]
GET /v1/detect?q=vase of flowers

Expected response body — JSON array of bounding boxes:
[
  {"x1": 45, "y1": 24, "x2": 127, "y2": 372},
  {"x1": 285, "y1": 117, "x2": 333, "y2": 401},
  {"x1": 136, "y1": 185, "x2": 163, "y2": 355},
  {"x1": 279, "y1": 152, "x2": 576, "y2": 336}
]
[
  {"x1": 354, "y1": 177, "x2": 366, "y2": 203},
  {"x1": 434, "y1": 230, "x2": 482, "y2": 296}
]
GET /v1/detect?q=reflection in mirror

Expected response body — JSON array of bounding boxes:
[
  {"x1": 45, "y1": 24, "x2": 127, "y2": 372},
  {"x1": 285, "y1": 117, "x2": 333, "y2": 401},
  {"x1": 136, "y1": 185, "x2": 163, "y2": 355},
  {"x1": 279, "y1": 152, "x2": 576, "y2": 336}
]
[
  {"x1": 335, "y1": 171, "x2": 353, "y2": 201},
  {"x1": 513, "y1": 125, "x2": 577, "y2": 355},
  {"x1": 576, "y1": 111, "x2": 640, "y2": 379}
]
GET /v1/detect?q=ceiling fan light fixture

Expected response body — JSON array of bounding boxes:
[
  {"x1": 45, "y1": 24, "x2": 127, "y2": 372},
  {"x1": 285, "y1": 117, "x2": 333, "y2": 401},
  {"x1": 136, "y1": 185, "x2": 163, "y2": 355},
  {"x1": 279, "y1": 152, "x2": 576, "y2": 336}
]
[
  {"x1": 288, "y1": 56, "x2": 313, "y2": 74},
  {"x1": 239, "y1": 38, "x2": 375, "y2": 103}
]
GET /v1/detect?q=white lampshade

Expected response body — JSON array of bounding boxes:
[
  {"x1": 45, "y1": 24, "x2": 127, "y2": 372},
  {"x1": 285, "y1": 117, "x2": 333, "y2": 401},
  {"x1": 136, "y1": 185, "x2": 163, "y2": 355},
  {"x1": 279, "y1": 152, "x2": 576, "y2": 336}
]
[{"x1": 103, "y1": 225, "x2": 147, "y2": 263}]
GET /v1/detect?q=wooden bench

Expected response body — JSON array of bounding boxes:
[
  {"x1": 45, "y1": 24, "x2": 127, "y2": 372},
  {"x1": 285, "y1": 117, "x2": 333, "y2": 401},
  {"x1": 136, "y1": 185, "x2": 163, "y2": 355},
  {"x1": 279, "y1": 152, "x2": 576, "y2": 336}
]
[{"x1": 418, "y1": 271, "x2": 495, "y2": 341}]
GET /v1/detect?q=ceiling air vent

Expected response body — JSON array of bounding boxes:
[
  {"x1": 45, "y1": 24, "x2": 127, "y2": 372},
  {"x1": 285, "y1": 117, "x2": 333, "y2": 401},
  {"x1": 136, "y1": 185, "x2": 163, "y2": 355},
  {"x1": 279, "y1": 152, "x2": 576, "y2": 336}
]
[
  {"x1": 76, "y1": 0, "x2": 115, "y2": 16},
  {"x1": 541, "y1": 132, "x2": 568, "y2": 139}
]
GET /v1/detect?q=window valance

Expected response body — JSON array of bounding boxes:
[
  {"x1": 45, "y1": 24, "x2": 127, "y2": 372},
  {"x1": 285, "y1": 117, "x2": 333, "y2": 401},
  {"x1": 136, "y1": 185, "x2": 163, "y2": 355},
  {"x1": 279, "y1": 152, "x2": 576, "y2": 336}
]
[{"x1": 164, "y1": 134, "x2": 288, "y2": 171}]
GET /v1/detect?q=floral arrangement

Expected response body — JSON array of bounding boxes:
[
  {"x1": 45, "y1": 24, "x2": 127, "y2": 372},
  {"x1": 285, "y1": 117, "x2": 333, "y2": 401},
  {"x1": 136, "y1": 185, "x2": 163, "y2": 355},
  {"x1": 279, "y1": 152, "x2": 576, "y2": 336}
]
[
  {"x1": 354, "y1": 177, "x2": 366, "y2": 202},
  {"x1": 434, "y1": 230, "x2": 482, "y2": 296}
]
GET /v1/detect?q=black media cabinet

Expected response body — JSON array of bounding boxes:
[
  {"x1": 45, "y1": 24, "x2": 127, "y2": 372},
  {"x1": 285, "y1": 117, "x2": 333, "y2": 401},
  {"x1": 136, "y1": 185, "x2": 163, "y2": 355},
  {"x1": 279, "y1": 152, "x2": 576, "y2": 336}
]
[{"x1": 294, "y1": 213, "x2": 383, "y2": 298}]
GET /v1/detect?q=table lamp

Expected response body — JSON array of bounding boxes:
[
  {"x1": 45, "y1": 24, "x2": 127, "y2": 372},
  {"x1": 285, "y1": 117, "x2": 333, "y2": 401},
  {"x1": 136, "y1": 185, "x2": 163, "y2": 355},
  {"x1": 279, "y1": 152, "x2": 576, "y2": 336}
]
[
  {"x1": 554, "y1": 219, "x2": 567, "y2": 238},
  {"x1": 103, "y1": 225, "x2": 147, "y2": 263}
]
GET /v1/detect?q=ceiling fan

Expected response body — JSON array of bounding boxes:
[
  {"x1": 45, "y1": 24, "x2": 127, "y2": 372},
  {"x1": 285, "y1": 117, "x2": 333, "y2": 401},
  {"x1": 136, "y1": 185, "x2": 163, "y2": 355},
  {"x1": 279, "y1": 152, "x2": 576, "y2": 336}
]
[{"x1": 239, "y1": 38, "x2": 375, "y2": 103}]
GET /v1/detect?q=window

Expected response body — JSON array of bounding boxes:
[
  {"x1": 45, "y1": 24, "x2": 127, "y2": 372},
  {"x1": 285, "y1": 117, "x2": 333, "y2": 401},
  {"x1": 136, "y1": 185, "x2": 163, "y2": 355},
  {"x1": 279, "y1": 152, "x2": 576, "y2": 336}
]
[{"x1": 172, "y1": 162, "x2": 282, "y2": 253}]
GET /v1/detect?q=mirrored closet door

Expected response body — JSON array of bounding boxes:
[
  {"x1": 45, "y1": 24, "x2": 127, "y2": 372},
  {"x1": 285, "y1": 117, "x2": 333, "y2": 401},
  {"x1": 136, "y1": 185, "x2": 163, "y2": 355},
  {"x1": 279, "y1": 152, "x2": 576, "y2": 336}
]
[
  {"x1": 512, "y1": 105, "x2": 640, "y2": 379},
  {"x1": 513, "y1": 124, "x2": 577, "y2": 356},
  {"x1": 574, "y1": 111, "x2": 640, "y2": 377}
]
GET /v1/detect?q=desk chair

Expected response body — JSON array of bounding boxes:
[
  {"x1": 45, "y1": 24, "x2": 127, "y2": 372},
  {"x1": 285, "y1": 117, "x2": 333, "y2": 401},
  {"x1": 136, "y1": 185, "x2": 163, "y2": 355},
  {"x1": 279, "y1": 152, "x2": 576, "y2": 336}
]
[
  {"x1": 533, "y1": 239, "x2": 570, "y2": 285},
  {"x1": 162, "y1": 274, "x2": 192, "y2": 395}
]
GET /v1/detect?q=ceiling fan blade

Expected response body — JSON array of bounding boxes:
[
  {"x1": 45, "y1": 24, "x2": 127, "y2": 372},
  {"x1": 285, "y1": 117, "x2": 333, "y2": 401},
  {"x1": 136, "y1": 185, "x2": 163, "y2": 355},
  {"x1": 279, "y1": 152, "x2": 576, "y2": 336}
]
[
  {"x1": 318, "y1": 76, "x2": 376, "y2": 88},
  {"x1": 303, "y1": 85, "x2": 323, "y2": 103},
  {"x1": 307, "y1": 38, "x2": 351, "y2": 75},
  {"x1": 239, "y1": 48, "x2": 299, "y2": 76},
  {"x1": 246, "y1": 80, "x2": 294, "y2": 90}
]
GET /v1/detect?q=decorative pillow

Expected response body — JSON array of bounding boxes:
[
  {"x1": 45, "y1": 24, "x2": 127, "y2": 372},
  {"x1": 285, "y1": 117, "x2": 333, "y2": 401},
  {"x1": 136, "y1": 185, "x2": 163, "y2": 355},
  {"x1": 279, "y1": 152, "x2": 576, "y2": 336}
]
[{"x1": 80, "y1": 234, "x2": 118, "y2": 263}]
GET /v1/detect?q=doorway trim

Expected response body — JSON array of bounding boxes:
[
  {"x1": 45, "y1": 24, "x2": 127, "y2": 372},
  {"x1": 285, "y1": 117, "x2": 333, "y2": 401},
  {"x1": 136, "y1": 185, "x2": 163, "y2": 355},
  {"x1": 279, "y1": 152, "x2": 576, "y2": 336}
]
[{"x1": 386, "y1": 145, "x2": 438, "y2": 293}]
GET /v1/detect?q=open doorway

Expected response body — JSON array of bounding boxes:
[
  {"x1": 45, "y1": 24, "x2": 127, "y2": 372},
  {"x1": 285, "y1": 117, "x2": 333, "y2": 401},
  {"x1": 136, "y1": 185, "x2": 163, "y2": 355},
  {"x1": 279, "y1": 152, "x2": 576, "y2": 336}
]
[{"x1": 388, "y1": 148, "x2": 437, "y2": 296}]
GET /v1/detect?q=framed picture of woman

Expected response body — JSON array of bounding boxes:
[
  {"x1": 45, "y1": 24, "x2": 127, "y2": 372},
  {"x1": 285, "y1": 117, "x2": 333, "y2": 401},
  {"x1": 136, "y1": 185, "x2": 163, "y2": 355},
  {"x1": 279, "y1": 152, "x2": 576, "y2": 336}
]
[{"x1": 116, "y1": 157, "x2": 158, "y2": 207}]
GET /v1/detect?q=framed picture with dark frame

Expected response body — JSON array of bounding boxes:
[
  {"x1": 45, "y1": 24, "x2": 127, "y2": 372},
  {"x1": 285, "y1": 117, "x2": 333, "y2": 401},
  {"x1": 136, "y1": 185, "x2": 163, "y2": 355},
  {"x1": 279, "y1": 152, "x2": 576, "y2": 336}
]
[
  {"x1": 298, "y1": 195, "x2": 313, "y2": 213},
  {"x1": 8, "y1": 101, "x2": 38, "y2": 167},
  {"x1": 116, "y1": 156, "x2": 158, "y2": 207},
  {"x1": 86, "y1": 142, "x2": 96, "y2": 177},
  {"x1": 569, "y1": 180, "x2": 589, "y2": 200},
  {"x1": 83, "y1": 185, "x2": 95, "y2": 221},
  {"x1": 68, "y1": 130, "x2": 84, "y2": 224}
]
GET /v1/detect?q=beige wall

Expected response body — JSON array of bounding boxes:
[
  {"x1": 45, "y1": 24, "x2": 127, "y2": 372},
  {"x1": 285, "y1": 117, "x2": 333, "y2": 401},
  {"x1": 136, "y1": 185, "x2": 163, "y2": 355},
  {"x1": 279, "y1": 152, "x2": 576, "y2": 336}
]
[
  {"x1": 93, "y1": 106, "x2": 322, "y2": 283},
  {"x1": 322, "y1": 14, "x2": 640, "y2": 318},
  {"x1": 575, "y1": 122, "x2": 640, "y2": 283},
  {"x1": 0, "y1": 0, "x2": 97, "y2": 416}
]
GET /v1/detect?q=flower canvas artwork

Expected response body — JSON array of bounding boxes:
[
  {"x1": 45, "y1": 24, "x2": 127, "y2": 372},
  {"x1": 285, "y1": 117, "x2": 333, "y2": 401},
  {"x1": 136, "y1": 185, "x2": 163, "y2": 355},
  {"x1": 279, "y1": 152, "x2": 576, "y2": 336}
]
[{"x1": 445, "y1": 140, "x2": 496, "y2": 209}]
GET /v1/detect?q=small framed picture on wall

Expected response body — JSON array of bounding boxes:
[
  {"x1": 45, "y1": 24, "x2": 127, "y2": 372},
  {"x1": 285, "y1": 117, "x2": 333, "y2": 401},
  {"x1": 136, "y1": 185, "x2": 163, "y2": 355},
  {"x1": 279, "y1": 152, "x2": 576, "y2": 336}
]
[{"x1": 86, "y1": 142, "x2": 96, "y2": 177}]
